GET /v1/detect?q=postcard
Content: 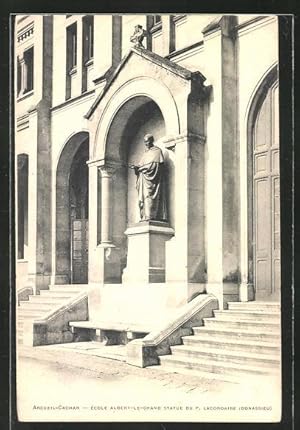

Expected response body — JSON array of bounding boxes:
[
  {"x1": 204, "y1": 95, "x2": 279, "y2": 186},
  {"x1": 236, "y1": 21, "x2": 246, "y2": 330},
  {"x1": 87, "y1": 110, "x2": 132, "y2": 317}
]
[{"x1": 13, "y1": 13, "x2": 289, "y2": 423}]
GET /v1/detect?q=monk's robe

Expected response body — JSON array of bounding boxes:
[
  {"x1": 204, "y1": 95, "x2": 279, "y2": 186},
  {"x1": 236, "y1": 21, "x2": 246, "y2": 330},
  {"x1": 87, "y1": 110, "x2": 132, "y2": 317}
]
[{"x1": 136, "y1": 146, "x2": 167, "y2": 221}]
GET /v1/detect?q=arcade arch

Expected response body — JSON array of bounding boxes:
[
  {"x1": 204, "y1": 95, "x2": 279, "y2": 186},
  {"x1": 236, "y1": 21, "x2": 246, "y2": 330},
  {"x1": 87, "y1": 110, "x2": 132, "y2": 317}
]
[{"x1": 55, "y1": 132, "x2": 89, "y2": 284}]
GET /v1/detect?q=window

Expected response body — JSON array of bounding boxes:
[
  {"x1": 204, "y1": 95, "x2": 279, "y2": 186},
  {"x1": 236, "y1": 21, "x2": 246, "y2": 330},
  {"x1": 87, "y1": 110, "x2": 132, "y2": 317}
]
[
  {"x1": 172, "y1": 14, "x2": 186, "y2": 22},
  {"x1": 82, "y1": 16, "x2": 94, "y2": 93},
  {"x1": 17, "y1": 47, "x2": 34, "y2": 97},
  {"x1": 154, "y1": 15, "x2": 162, "y2": 25},
  {"x1": 66, "y1": 23, "x2": 77, "y2": 99},
  {"x1": 66, "y1": 23, "x2": 77, "y2": 72},
  {"x1": 23, "y1": 47, "x2": 34, "y2": 92},
  {"x1": 17, "y1": 56, "x2": 22, "y2": 95},
  {"x1": 147, "y1": 15, "x2": 162, "y2": 32},
  {"x1": 83, "y1": 16, "x2": 94, "y2": 64},
  {"x1": 146, "y1": 15, "x2": 163, "y2": 54}
]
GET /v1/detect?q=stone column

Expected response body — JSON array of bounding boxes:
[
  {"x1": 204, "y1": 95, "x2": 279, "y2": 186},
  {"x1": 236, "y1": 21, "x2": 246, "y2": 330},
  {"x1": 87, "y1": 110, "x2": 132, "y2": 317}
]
[
  {"x1": 89, "y1": 162, "x2": 121, "y2": 285},
  {"x1": 98, "y1": 165, "x2": 121, "y2": 284},
  {"x1": 99, "y1": 165, "x2": 114, "y2": 245}
]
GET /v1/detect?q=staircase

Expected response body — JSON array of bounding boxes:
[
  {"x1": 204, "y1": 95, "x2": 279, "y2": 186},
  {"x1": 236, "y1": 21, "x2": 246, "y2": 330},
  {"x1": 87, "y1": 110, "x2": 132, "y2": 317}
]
[
  {"x1": 17, "y1": 285, "x2": 87, "y2": 345},
  {"x1": 159, "y1": 301, "x2": 281, "y2": 382}
]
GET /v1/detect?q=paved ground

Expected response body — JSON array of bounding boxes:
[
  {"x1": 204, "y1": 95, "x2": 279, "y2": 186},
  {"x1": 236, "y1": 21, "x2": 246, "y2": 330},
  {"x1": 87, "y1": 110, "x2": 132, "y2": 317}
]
[{"x1": 16, "y1": 343, "x2": 281, "y2": 423}]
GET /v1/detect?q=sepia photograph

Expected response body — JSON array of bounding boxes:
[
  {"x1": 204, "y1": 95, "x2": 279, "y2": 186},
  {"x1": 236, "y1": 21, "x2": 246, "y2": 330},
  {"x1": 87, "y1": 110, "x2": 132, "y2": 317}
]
[{"x1": 13, "y1": 13, "x2": 286, "y2": 423}]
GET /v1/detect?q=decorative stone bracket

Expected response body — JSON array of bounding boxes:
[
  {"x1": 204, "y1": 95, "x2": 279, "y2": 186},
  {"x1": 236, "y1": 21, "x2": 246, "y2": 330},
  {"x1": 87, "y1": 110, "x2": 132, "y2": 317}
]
[{"x1": 161, "y1": 132, "x2": 206, "y2": 151}]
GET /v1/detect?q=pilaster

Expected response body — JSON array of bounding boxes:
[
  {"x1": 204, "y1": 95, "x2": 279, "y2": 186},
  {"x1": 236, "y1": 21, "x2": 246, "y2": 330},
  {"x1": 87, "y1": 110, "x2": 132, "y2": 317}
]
[
  {"x1": 164, "y1": 132, "x2": 206, "y2": 301},
  {"x1": 87, "y1": 159, "x2": 122, "y2": 320},
  {"x1": 112, "y1": 16, "x2": 122, "y2": 67},
  {"x1": 94, "y1": 15, "x2": 121, "y2": 78},
  {"x1": 99, "y1": 165, "x2": 115, "y2": 245},
  {"x1": 203, "y1": 16, "x2": 240, "y2": 308},
  {"x1": 87, "y1": 160, "x2": 122, "y2": 285},
  {"x1": 161, "y1": 15, "x2": 175, "y2": 56},
  {"x1": 87, "y1": 162, "x2": 101, "y2": 283},
  {"x1": 24, "y1": 18, "x2": 54, "y2": 293}
]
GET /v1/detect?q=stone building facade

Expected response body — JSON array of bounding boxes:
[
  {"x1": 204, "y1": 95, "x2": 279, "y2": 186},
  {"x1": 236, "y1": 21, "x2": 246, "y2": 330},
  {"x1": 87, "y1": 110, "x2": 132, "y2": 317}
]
[{"x1": 15, "y1": 14, "x2": 280, "y2": 325}]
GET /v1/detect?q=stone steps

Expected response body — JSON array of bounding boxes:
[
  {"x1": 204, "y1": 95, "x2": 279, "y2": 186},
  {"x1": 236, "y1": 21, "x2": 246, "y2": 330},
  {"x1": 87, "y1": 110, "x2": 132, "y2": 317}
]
[
  {"x1": 182, "y1": 335, "x2": 280, "y2": 355},
  {"x1": 192, "y1": 327, "x2": 280, "y2": 342},
  {"x1": 227, "y1": 301, "x2": 280, "y2": 312},
  {"x1": 28, "y1": 295, "x2": 69, "y2": 303},
  {"x1": 158, "y1": 301, "x2": 281, "y2": 379},
  {"x1": 19, "y1": 302, "x2": 55, "y2": 311},
  {"x1": 17, "y1": 310, "x2": 45, "y2": 318},
  {"x1": 169, "y1": 345, "x2": 279, "y2": 367},
  {"x1": 202, "y1": 317, "x2": 280, "y2": 332},
  {"x1": 39, "y1": 293, "x2": 80, "y2": 300},
  {"x1": 17, "y1": 284, "x2": 88, "y2": 345},
  {"x1": 40, "y1": 290, "x2": 82, "y2": 297},
  {"x1": 213, "y1": 309, "x2": 280, "y2": 321}
]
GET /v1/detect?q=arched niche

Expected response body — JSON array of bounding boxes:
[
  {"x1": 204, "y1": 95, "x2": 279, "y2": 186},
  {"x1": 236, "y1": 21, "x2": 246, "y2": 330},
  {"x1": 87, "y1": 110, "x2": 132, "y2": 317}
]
[
  {"x1": 55, "y1": 132, "x2": 89, "y2": 284},
  {"x1": 101, "y1": 95, "x2": 176, "y2": 273},
  {"x1": 92, "y1": 77, "x2": 180, "y2": 161}
]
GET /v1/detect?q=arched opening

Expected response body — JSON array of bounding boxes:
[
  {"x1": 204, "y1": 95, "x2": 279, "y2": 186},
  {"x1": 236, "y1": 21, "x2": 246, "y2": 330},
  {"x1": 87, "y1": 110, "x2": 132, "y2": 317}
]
[
  {"x1": 92, "y1": 77, "x2": 180, "y2": 162},
  {"x1": 123, "y1": 99, "x2": 166, "y2": 225},
  {"x1": 55, "y1": 132, "x2": 89, "y2": 284},
  {"x1": 247, "y1": 66, "x2": 279, "y2": 300},
  {"x1": 104, "y1": 96, "x2": 175, "y2": 275},
  {"x1": 17, "y1": 154, "x2": 28, "y2": 260}
]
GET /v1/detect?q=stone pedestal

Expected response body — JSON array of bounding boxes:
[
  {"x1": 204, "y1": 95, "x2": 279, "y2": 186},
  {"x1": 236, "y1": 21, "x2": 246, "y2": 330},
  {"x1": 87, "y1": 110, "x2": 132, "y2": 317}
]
[
  {"x1": 239, "y1": 283, "x2": 255, "y2": 302},
  {"x1": 97, "y1": 244, "x2": 122, "y2": 284},
  {"x1": 88, "y1": 245, "x2": 122, "y2": 320},
  {"x1": 122, "y1": 221, "x2": 174, "y2": 284}
]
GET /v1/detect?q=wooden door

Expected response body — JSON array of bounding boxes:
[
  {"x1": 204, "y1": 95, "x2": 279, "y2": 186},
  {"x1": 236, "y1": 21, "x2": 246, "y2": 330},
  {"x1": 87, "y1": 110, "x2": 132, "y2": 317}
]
[
  {"x1": 253, "y1": 83, "x2": 280, "y2": 300},
  {"x1": 71, "y1": 219, "x2": 88, "y2": 284}
]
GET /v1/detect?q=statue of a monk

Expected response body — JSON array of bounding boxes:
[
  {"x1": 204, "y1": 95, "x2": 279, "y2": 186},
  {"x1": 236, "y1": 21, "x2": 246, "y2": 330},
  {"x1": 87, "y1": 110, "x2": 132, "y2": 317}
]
[{"x1": 130, "y1": 134, "x2": 167, "y2": 222}]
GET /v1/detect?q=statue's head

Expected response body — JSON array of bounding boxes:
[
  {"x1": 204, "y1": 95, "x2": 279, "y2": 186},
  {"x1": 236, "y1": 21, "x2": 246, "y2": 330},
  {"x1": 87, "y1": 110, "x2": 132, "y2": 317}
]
[{"x1": 144, "y1": 134, "x2": 154, "y2": 149}]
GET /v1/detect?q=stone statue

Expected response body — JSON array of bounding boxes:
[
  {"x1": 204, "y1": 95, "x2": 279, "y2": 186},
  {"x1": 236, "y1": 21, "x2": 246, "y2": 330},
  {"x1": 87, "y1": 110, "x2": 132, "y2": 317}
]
[
  {"x1": 130, "y1": 24, "x2": 147, "y2": 48},
  {"x1": 129, "y1": 134, "x2": 167, "y2": 222}
]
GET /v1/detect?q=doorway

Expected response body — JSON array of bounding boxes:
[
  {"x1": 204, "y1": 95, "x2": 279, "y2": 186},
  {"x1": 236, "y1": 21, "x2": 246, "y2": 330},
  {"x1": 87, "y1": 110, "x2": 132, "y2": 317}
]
[
  {"x1": 55, "y1": 132, "x2": 89, "y2": 284},
  {"x1": 69, "y1": 142, "x2": 89, "y2": 283},
  {"x1": 252, "y1": 79, "x2": 280, "y2": 300}
]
